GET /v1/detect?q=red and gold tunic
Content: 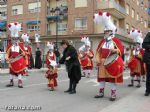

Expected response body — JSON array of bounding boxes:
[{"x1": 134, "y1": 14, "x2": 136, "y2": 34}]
[
  {"x1": 79, "y1": 49, "x2": 94, "y2": 70},
  {"x1": 128, "y1": 48, "x2": 146, "y2": 76},
  {"x1": 96, "y1": 37, "x2": 124, "y2": 83},
  {"x1": 45, "y1": 69, "x2": 58, "y2": 88},
  {"x1": 24, "y1": 45, "x2": 32, "y2": 66},
  {"x1": 6, "y1": 43, "x2": 26, "y2": 76}
]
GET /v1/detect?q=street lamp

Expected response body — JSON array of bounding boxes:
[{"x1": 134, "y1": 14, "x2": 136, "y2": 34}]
[
  {"x1": 49, "y1": 4, "x2": 68, "y2": 49},
  {"x1": 55, "y1": 7, "x2": 61, "y2": 49}
]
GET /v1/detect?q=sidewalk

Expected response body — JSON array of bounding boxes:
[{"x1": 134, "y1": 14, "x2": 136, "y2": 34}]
[
  {"x1": 99, "y1": 87, "x2": 150, "y2": 112},
  {"x1": 0, "y1": 66, "x2": 65, "y2": 75}
]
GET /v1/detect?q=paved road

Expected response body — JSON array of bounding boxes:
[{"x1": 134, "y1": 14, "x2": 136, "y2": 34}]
[{"x1": 0, "y1": 68, "x2": 148, "y2": 112}]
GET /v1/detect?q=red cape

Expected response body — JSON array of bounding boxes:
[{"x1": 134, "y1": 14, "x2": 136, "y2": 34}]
[{"x1": 97, "y1": 37, "x2": 124, "y2": 56}]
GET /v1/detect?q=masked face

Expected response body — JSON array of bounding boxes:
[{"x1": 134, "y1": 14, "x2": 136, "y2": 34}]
[
  {"x1": 135, "y1": 43, "x2": 140, "y2": 49},
  {"x1": 104, "y1": 30, "x2": 113, "y2": 39},
  {"x1": 11, "y1": 38, "x2": 18, "y2": 45},
  {"x1": 85, "y1": 45, "x2": 89, "y2": 51}
]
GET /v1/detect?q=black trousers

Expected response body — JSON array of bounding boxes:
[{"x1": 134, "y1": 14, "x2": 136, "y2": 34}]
[
  {"x1": 68, "y1": 79, "x2": 77, "y2": 91},
  {"x1": 146, "y1": 64, "x2": 150, "y2": 93}
]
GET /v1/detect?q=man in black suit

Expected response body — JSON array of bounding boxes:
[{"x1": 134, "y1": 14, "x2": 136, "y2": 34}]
[{"x1": 142, "y1": 32, "x2": 150, "y2": 96}]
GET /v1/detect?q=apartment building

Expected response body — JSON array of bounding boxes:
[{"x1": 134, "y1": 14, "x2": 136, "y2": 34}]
[
  {"x1": 148, "y1": 0, "x2": 150, "y2": 31},
  {"x1": 0, "y1": 0, "x2": 7, "y2": 51},
  {"x1": 0, "y1": 0, "x2": 7, "y2": 34},
  {"x1": 6, "y1": 0, "x2": 149, "y2": 54}
]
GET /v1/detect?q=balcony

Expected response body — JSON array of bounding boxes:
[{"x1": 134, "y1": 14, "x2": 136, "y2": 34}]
[
  {"x1": 97, "y1": 0, "x2": 126, "y2": 19},
  {"x1": 47, "y1": 31, "x2": 51, "y2": 35},
  {"x1": 47, "y1": 6, "x2": 68, "y2": 21}
]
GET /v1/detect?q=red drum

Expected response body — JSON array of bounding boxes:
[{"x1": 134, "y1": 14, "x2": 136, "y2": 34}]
[
  {"x1": 9, "y1": 56, "x2": 26, "y2": 73},
  {"x1": 128, "y1": 58, "x2": 138, "y2": 71},
  {"x1": 81, "y1": 58, "x2": 88, "y2": 67},
  {"x1": 104, "y1": 54, "x2": 124, "y2": 77}
]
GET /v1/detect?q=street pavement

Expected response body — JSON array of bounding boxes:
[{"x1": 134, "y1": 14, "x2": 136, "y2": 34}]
[{"x1": 0, "y1": 67, "x2": 149, "y2": 112}]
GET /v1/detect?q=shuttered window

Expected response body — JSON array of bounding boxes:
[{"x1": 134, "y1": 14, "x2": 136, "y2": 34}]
[
  {"x1": 12, "y1": 5, "x2": 23, "y2": 15},
  {"x1": 28, "y1": 2, "x2": 41, "y2": 13},
  {"x1": 75, "y1": 0, "x2": 87, "y2": 8}
]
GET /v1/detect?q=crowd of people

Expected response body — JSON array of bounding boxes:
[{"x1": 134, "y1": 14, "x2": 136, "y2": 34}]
[{"x1": 3, "y1": 11, "x2": 150, "y2": 101}]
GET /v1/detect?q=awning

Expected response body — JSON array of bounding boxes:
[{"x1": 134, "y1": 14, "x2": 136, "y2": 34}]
[
  {"x1": 148, "y1": 8, "x2": 150, "y2": 14},
  {"x1": 26, "y1": 21, "x2": 40, "y2": 25},
  {"x1": 0, "y1": 21, "x2": 7, "y2": 29},
  {"x1": 47, "y1": 16, "x2": 59, "y2": 21}
]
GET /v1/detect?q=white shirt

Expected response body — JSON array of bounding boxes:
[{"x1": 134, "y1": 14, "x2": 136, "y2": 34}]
[
  {"x1": 102, "y1": 36, "x2": 115, "y2": 49},
  {"x1": 11, "y1": 45, "x2": 20, "y2": 52}
]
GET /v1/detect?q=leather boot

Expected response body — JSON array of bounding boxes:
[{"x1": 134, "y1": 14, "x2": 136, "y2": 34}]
[
  {"x1": 109, "y1": 90, "x2": 116, "y2": 101},
  {"x1": 94, "y1": 88, "x2": 104, "y2": 98},
  {"x1": 6, "y1": 79, "x2": 14, "y2": 87},
  {"x1": 69, "y1": 82, "x2": 76, "y2": 94}
]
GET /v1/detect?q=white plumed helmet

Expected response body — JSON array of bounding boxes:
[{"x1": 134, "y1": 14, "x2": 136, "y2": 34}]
[
  {"x1": 8, "y1": 22, "x2": 22, "y2": 38},
  {"x1": 21, "y1": 33, "x2": 30, "y2": 42},
  {"x1": 93, "y1": 11, "x2": 117, "y2": 35},
  {"x1": 47, "y1": 42, "x2": 54, "y2": 50}
]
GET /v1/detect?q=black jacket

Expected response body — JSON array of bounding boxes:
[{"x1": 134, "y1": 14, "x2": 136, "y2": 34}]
[
  {"x1": 142, "y1": 32, "x2": 150, "y2": 64},
  {"x1": 59, "y1": 45, "x2": 81, "y2": 83}
]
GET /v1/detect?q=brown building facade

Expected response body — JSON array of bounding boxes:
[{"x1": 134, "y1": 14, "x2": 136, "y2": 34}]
[{"x1": 7, "y1": 0, "x2": 149, "y2": 55}]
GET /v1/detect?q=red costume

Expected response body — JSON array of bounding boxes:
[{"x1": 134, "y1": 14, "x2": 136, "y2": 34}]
[
  {"x1": 6, "y1": 43, "x2": 26, "y2": 76},
  {"x1": 96, "y1": 37, "x2": 124, "y2": 83},
  {"x1": 24, "y1": 45, "x2": 32, "y2": 67},
  {"x1": 79, "y1": 49, "x2": 94, "y2": 70},
  {"x1": 128, "y1": 48, "x2": 146, "y2": 76},
  {"x1": 45, "y1": 68, "x2": 58, "y2": 89}
]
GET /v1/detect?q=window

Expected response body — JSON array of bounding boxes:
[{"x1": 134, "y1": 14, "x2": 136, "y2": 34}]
[
  {"x1": 58, "y1": 23, "x2": 67, "y2": 31},
  {"x1": 113, "y1": 20, "x2": 117, "y2": 26},
  {"x1": 75, "y1": 17, "x2": 87, "y2": 30},
  {"x1": 28, "y1": 2, "x2": 41, "y2": 13},
  {"x1": 137, "y1": 13, "x2": 139, "y2": 20},
  {"x1": 126, "y1": 23, "x2": 129, "y2": 32},
  {"x1": 126, "y1": 4, "x2": 130, "y2": 15},
  {"x1": 12, "y1": 5, "x2": 23, "y2": 15},
  {"x1": 27, "y1": 25, "x2": 40, "y2": 31},
  {"x1": 0, "y1": 11, "x2": 6, "y2": 16},
  {"x1": 75, "y1": 0, "x2": 87, "y2": 8},
  {"x1": 131, "y1": 8, "x2": 135, "y2": 18}
]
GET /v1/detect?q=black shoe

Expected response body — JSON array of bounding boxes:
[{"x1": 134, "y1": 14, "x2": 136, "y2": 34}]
[
  {"x1": 6, "y1": 84, "x2": 14, "y2": 87},
  {"x1": 18, "y1": 85, "x2": 23, "y2": 88},
  {"x1": 144, "y1": 92, "x2": 150, "y2": 96},
  {"x1": 128, "y1": 84, "x2": 134, "y2": 87},
  {"x1": 94, "y1": 94, "x2": 104, "y2": 98},
  {"x1": 81, "y1": 75, "x2": 85, "y2": 77},
  {"x1": 64, "y1": 89, "x2": 71, "y2": 93},
  {"x1": 109, "y1": 97, "x2": 116, "y2": 101},
  {"x1": 6, "y1": 80, "x2": 14, "y2": 87},
  {"x1": 69, "y1": 90, "x2": 76, "y2": 94}
]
